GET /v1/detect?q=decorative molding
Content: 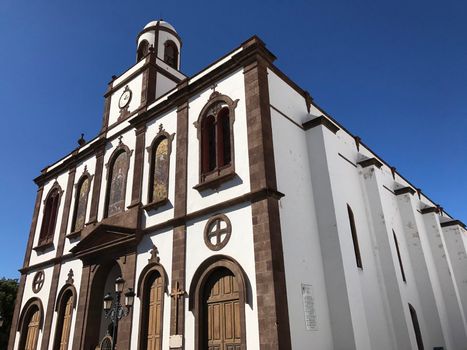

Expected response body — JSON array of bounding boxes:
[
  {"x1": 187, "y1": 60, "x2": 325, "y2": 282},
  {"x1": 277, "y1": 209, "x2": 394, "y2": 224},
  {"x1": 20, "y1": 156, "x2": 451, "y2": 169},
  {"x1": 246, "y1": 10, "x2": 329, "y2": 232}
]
[
  {"x1": 302, "y1": 115, "x2": 339, "y2": 134},
  {"x1": 203, "y1": 214, "x2": 232, "y2": 251},
  {"x1": 440, "y1": 220, "x2": 466, "y2": 229},
  {"x1": 358, "y1": 157, "x2": 383, "y2": 169},
  {"x1": 394, "y1": 187, "x2": 416, "y2": 196},
  {"x1": 32, "y1": 270, "x2": 45, "y2": 293}
]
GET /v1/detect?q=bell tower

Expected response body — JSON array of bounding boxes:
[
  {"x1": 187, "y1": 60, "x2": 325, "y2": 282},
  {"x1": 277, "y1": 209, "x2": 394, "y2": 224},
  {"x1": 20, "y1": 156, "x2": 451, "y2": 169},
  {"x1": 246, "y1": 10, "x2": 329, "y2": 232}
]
[{"x1": 101, "y1": 20, "x2": 185, "y2": 133}]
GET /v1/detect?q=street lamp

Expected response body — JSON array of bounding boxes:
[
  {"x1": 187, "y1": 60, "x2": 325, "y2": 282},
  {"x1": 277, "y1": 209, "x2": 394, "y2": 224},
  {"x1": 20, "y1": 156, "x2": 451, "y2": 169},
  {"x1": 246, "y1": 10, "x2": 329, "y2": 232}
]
[{"x1": 102, "y1": 277, "x2": 135, "y2": 350}]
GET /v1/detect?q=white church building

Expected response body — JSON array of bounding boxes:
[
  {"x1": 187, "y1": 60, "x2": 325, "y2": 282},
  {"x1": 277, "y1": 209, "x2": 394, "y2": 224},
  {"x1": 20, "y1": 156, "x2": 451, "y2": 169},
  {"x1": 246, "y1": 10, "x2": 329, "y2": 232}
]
[{"x1": 8, "y1": 20, "x2": 467, "y2": 350}]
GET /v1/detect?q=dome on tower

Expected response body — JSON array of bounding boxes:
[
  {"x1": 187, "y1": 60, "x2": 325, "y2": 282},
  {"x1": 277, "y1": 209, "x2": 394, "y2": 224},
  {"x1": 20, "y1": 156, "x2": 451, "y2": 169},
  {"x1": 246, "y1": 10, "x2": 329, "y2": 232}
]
[{"x1": 143, "y1": 20, "x2": 177, "y2": 33}]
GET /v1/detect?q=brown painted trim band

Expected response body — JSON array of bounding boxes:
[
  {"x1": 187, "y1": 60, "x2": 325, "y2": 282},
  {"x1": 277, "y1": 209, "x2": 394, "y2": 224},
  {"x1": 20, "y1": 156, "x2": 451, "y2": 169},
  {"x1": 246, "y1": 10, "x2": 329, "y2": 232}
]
[
  {"x1": 440, "y1": 220, "x2": 466, "y2": 229},
  {"x1": 303, "y1": 115, "x2": 340, "y2": 134},
  {"x1": 394, "y1": 187, "x2": 416, "y2": 196},
  {"x1": 358, "y1": 157, "x2": 383, "y2": 169}
]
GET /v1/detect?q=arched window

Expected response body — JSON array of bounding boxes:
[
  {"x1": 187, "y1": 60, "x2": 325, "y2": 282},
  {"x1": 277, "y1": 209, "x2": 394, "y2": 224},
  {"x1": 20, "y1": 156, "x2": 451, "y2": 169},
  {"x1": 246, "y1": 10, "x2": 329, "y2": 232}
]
[
  {"x1": 164, "y1": 41, "x2": 178, "y2": 69},
  {"x1": 189, "y1": 256, "x2": 248, "y2": 350},
  {"x1": 105, "y1": 145, "x2": 131, "y2": 218},
  {"x1": 195, "y1": 92, "x2": 238, "y2": 187},
  {"x1": 52, "y1": 288, "x2": 75, "y2": 350},
  {"x1": 408, "y1": 303, "x2": 424, "y2": 350},
  {"x1": 147, "y1": 127, "x2": 173, "y2": 206},
  {"x1": 137, "y1": 40, "x2": 149, "y2": 61},
  {"x1": 71, "y1": 174, "x2": 92, "y2": 232},
  {"x1": 18, "y1": 298, "x2": 44, "y2": 350},
  {"x1": 347, "y1": 204, "x2": 362, "y2": 268},
  {"x1": 39, "y1": 184, "x2": 62, "y2": 245}
]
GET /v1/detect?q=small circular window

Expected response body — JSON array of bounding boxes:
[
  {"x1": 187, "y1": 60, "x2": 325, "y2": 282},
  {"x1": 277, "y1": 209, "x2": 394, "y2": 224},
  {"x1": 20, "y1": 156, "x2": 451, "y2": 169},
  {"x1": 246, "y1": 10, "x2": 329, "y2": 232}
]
[
  {"x1": 32, "y1": 270, "x2": 45, "y2": 293},
  {"x1": 204, "y1": 214, "x2": 232, "y2": 251}
]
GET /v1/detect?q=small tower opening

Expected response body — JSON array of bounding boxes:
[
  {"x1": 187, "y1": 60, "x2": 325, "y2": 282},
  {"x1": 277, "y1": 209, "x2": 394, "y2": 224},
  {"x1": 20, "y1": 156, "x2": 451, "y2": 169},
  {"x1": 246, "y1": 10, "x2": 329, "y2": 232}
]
[
  {"x1": 137, "y1": 40, "x2": 149, "y2": 61},
  {"x1": 164, "y1": 40, "x2": 178, "y2": 69}
]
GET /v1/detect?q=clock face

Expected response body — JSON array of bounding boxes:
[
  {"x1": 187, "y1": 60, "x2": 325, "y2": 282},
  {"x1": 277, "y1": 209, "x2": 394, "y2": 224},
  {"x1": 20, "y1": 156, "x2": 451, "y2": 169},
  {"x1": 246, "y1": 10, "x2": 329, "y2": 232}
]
[{"x1": 118, "y1": 88, "x2": 132, "y2": 109}]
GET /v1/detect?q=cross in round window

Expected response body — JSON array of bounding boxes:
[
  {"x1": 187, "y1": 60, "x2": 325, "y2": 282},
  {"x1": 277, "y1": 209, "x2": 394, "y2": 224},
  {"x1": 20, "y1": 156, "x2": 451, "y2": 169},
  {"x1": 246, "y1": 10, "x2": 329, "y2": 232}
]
[
  {"x1": 32, "y1": 270, "x2": 45, "y2": 293},
  {"x1": 204, "y1": 214, "x2": 232, "y2": 251}
]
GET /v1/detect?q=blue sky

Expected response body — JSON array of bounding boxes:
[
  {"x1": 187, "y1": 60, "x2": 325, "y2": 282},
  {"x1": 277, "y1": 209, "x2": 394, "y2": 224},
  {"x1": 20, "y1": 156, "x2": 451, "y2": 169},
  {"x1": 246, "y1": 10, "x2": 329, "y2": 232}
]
[{"x1": 0, "y1": 0, "x2": 466, "y2": 278}]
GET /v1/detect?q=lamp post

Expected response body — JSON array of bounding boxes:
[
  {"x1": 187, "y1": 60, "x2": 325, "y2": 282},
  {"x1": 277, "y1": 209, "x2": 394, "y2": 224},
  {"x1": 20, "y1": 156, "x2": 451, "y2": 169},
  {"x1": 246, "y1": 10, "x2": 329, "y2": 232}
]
[{"x1": 103, "y1": 276, "x2": 135, "y2": 350}]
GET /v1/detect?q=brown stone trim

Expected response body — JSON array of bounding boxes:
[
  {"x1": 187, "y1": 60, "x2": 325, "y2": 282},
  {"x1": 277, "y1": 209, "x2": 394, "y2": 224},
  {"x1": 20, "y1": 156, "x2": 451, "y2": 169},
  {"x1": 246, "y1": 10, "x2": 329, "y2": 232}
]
[
  {"x1": 104, "y1": 61, "x2": 152, "y2": 98},
  {"x1": 354, "y1": 136, "x2": 361, "y2": 151},
  {"x1": 100, "y1": 89, "x2": 112, "y2": 134},
  {"x1": 302, "y1": 115, "x2": 340, "y2": 134},
  {"x1": 338, "y1": 153, "x2": 357, "y2": 168},
  {"x1": 189, "y1": 255, "x2": 248, "y2": 350},
  {"x1": 7, "y1": 274, "x2": 26, "y2": 350},
  {"x1": 130, "y1": 124, "x2": 147, "y2": 207},
  {"x1": 88, "y1": 144, "x2": 106, "y2": 224},
  {"x1": 40, "y1": 263, "x2": 61, "y2": 349},
  {"x1": 143, "y1": 187, "x2": 284, "y2": 234},
  {"x1": 203, "y1": 214, "x2": 232, "y2": 251},
  {"x1": 155, "y1": 62, "x2": 184, "y2": 83},
  {"x1": 169, "y1": 99, "x2": 189, "y2": 346},
  {"x1": 17, "y1": 297, "x2": 44, "y2": 331},
  {"x1": 32, "y1": 241, "x2": 54, "y2": 252},
  {"x1": 22, "y1": 186, "x2": 44, "y2": 268},
  {"x1": 71, "y1": 265, "x2": 91, "y2": 350},
  {"x1": 421, "y1": 206, "x2": 440, "y2": 214},
  {"x1": 136, "y1": 24, "x2": 183, "y2": 48},
  {"x1": 19, "y1": 253, "x2": 74, "y2": 274},
  {"x1": 244, "y1": 58, "x2": 292, "y2": 349},
  {"x1": 394, "y1": 187, "x2": 416, "y2": 196},
  {"x1": 358, "y1": 157, "x2": 383, "y2": 169},
  {"x1": 141, "y1": 51, "x2": 157, "y2": 107},
  {"x1": 440, "y1": 220, "x2": 466, "y2": 229}
]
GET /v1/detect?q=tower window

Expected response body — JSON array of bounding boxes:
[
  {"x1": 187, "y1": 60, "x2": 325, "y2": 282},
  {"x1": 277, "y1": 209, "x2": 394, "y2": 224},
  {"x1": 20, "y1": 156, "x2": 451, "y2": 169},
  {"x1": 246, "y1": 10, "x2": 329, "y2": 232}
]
[
  {"x1": 164, "y1": 41, "x2": 178, "y2": 69},
  {"x1": 137, "y1": 40, "x2": 149, "y2": 61}
]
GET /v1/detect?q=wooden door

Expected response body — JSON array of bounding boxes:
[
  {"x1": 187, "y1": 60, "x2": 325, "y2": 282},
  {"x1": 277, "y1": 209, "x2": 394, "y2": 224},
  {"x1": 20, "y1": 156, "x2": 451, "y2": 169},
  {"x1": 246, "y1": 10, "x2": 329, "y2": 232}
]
[
  {"x1": 23, "y1": 308, "x2": 40, "y2": 350},
  {"x1": 59, "y1": 294, "x2": 74, "y2": 350},
  {"x1": 146, "y1": 274, "x2": 164, "y2": 350},
  {"x1": 205, "y1": 269, "x2": 241, "y2": 350}
]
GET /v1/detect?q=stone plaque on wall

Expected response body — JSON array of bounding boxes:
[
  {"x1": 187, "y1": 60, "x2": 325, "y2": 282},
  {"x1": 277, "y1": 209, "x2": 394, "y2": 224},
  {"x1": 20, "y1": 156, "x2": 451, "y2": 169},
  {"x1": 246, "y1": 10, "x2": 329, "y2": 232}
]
[{"x1": 301, "y1": 283, "x2": 318, "y2": 331}]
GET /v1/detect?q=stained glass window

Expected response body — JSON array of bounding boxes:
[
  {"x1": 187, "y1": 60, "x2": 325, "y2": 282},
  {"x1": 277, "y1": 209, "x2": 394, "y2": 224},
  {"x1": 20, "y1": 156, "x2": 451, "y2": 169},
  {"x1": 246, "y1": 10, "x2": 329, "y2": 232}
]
[
  {"x1": 151, "y1": 138, "x2": 169, "y2": 203},
  {"x1": 72, "y1": 177, "x2": 89, "y2": 231},
  {"x1": 107, "y1": 151, "x2": 128, "y2": 217}
]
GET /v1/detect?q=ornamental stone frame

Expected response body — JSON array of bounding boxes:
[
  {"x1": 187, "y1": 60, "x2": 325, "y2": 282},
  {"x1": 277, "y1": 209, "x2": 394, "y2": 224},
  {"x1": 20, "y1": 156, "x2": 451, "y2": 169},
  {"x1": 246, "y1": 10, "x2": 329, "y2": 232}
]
[
  {"x1": 38, "y1": 181, "x2": 64, "y2": 247},
  {"x1": 203, "y1": 214, "x2": 232, "y2": 251},
  {"x1": 145, "y1": 124, "x2": 175, "y2": 210},
  {"x1": 103, "y1": 141, "x2": 133, "y2": 218},
  {"x1": 193, "y1": 91, "x2": 238, "y2": 189},
  {"x1": 17, "y1": 297, "x2": 44, "y2": 335},
  {"x1": 70, "y1": 168, "x2": 94, "y2": 234},
  {"x1": 188, "y1": 255, "x2": 249, "y2": 350}
]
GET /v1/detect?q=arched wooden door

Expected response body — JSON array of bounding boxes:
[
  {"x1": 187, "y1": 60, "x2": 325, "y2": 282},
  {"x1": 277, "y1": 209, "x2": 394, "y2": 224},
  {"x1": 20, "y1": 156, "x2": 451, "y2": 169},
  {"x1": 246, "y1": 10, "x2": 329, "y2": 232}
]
[
  {"x1": 21, "y1": 307, "x2": 41, "y2": 350},
  {"x1": 57, "y1": 293, "x2": 74, "y2": 350},
  {"x1": 204, "y1": 268, "x2": 242, "y2": 350},
  {"x1": 143, "y1": 273, "x2": 164, "y2": 350}
]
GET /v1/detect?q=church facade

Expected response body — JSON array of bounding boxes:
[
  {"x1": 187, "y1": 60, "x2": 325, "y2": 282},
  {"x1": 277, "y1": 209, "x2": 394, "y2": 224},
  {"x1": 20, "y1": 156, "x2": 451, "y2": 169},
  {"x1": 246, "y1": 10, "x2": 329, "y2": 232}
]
[{"x1": 8, "y1": 20, "x2": 467, "y2": 350}]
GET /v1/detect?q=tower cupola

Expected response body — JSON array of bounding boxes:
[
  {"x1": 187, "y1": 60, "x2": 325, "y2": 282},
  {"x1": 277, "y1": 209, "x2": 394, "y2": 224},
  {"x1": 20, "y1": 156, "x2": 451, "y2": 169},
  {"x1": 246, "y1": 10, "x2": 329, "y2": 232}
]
[{"x1": 136, "y1": 20, "x2": 182, "y2": 70}]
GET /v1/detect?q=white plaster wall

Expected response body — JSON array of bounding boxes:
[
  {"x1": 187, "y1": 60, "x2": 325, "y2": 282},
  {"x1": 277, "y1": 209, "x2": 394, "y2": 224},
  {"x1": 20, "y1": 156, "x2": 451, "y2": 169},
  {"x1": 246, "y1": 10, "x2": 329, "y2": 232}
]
[
  {"x1": 186, "y1": 69, "x2": 250, "y2": 213},
  {"x1": 270, "y1": 107, "x2": 333, "y2": 349},
  {"x1": 108, "y1": 74, "x2": 143, "y2": 127},
  {"x1": 63, "y1": 156, "x2": 97, "y2": 254},
  {"x1": 184, "y1": 204, "x2": 259, "y2": 350},
  {"x1": 188, "y1": 48, "x2": 242, "y2": 85},
  {"x1": 130, "y1": 227, "x2": 173, "y2": 350},
  {"x1": 14, "y1": 265, "x2": 55, "y2": 350},
  {"x1": 97, "y1": 132, "x2": 136, "y2": 222},
  {"x1": 29, "y1": 172, "x2": 69, "y2": 266},
  {"x1": 137, "y1": 32, "x2": 156, "y2": 52},
  {"x1": 155, "y1": 72, "x2": 178, "y2": 99},
  {"x1": 142, "y1": 109, "x2": 177, "y2": 228},
  {"x1": 46, "y1": 259, "x2": 83, "y2": 350},
  {"x1": 267, "y1": 68, "x2": 309, "y2": 125},
  {"x1": 113, "y1": 58, "x2": 146, "y2": 87}
]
